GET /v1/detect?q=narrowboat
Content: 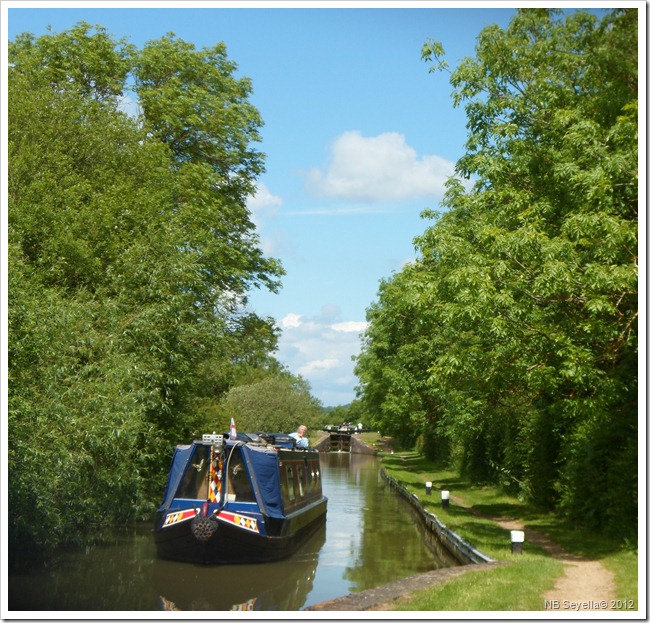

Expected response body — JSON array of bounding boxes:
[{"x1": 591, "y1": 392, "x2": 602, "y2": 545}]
[{"x1": 153, "y1": 430, "x2": 327, "y2": 564}]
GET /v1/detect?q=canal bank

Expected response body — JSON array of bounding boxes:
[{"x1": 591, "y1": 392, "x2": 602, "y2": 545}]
[
  {"x1": 306, "y1": 441, "x2": 636, "y2": 613},
  {"x1": 317, "y1": 435, "x2": 494, "y2": 565},
  {"x1": 304, "y1": 562, "x2": 501, "y2": 611},
  {"x1": 304, "y1": 451, "x2": 501, "y2": 612}
]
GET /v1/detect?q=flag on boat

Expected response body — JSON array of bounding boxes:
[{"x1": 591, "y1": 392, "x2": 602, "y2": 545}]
[{"x1": 230, "y1": 417, "x2": 237, "y2": 440}]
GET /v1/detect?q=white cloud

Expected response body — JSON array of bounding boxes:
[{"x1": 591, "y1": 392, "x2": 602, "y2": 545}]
[
  {"x1": 117, "y1": 92, "x2": 140, "y2": 118},
  {"x1": 274, "y1": 306, "x2": 367, "y2": 406},
  {"x1": 332, "y1": 321, "x2": 368, "y2": 333},
  {"x1": 245, "y1": 183, "x2": 285, "y2": 256},
  {"x1": 306, "y1": 131, "x2": 456, "y2": 202},
  {"x1": 297, "y1": 358, "x2": 340, "y2": 375},
  {"x1": 247, "y1": 182, "x2": 283, "y2": 226},
  {"x1": 286, "y1": 205, "x2": 396, "y2": 216},
  {"x1": 280, "y1": 313, "x2": 302, "y2": 329}
]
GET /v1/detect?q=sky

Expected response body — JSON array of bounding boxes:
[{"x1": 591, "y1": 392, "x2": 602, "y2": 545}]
[{"x1": 5, "y1": 1, "x2": 610, "y2": 406}]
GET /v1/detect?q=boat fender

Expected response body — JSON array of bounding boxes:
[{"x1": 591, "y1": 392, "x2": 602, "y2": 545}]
[{"x1": 191, "y1": 515, "x2": 218, "y2": 542}]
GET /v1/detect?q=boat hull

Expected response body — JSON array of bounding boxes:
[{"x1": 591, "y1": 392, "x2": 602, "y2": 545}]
[{"x1": 154, "y1": 497, "x2": 327, "y2": 564}]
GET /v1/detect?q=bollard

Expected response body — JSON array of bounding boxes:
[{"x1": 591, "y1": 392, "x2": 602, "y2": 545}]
[
  {"x1": 425, "y1": 481, "x2": 432, "y2": 495},
  {"x1": 511, "y1": 530, "x2": 525, "y2": 554},
  {"x1": 441, "y1": 490, "x2": 450, "y2": 509}
]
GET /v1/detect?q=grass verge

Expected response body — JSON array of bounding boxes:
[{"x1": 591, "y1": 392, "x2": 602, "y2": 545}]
[{"x1": 379, "y1": 449, "x2": 638, "y2": 611}]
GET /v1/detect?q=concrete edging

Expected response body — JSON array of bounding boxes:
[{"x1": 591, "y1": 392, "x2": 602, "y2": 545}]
[
  {"x1": 304, "y1": 467, "x2": 499, "y2": 611},
  {"x1": 382, "y1": 470, "x2": 494, "y2": 565}
]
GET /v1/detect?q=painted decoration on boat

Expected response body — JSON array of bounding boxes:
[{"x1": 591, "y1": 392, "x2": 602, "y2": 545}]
[
  {"x1": 208, "y1": 446, "x2": 223, "y2": 504},
  {"x1": 153, "y1": 425, "x2": 327, "y2": 564},
  {"x1": 217, "y1": 510, "x2": 259, "y2": 533},
  {"x1": 163, "y1": 508, "x2": 199, "y2": 526}
]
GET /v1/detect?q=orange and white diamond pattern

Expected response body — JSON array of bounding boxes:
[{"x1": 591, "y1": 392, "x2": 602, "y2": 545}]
[
  {"x1": 163, "y1": 508, "x2": 199, "y2": 527},
  {"x1": 219, "y1": 511, "x2": 259, "y2": 533}
]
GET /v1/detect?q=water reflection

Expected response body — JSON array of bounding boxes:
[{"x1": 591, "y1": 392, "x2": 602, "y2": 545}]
[
  {"x1": 8, "y1": 526, "x2": 158, "y2": 610},
  {"x1": 8, "y1": 452, "x2": 458, "y2": 611},
  {"x1": 154, "y1": 527, "x2": 326, "y2": 611},
  {"x1": 315, "y1": 452, "x2": 458, "y2": 600}
]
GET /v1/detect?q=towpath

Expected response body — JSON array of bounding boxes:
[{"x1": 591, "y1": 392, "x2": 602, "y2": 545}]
[
  {"x1": 459, "y1": 498, "x2": 616, "y2": 612},
  {"x1": 307, "y1": 436, "x2": 616, "y2": 612}
]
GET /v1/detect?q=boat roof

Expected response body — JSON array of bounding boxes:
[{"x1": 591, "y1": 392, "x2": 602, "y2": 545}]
[{"x1": 159, "y1": 433, "x2": 317, "y2": 517}]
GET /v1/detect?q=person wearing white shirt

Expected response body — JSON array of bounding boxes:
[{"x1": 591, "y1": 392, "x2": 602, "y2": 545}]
[{"x1": 289, "y1": 425, "x2": 309, "y2": 448}]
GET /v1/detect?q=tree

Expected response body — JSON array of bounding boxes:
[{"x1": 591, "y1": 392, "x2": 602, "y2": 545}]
[
  {"x1": 134, "y1": 34, "x2": 283, "y2": 300},
  {"x1": 358, "y1": 8, "x2": 637, "y2": 534},
  {"x1": 218, "y1": 372, "x2": 324, "y2": 435},
  {"x1": 355, "y1": 265, "x2": 447, "y2": 451},
  {"x1": 8, "y1": 23, "x2": 284, "y2": 555}
]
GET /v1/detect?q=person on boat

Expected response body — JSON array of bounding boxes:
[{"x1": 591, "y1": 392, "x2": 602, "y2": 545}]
[{"x1": 289, "y1": 425, "x2": 309, "y2": 448}]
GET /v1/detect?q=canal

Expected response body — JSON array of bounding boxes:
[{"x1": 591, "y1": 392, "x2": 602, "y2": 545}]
[{"x1": 8, "y1": 451, "x2": 459, "y2": 611}]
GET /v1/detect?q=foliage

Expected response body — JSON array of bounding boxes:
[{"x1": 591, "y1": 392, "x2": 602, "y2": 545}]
[
  {"x1": 218, "y1": 371, "x2": 324, "y2": 435},
  {"x1": 381, "y1": 452, "x2": 638, "y2": 609},
  {"x1": 8, "y1": 23, "x2": 285, "y2": 556},
  {"x1": 355, "y1": 9, "x2": 637, "y2": 536},
  {"x1": 322, "y1": 401, "x2": 362, "y2": 428}
]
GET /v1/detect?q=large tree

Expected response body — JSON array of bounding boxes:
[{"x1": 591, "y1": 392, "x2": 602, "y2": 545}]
[
  {"x1": 8, "y1": 23, "x2": 283, "y2": 554},
  {"x1": 356, "y1": 8, "x2": 637, "y2": 534},
  {"x1": 218, "y1": 371, "x2": 324, "y2": 435}
]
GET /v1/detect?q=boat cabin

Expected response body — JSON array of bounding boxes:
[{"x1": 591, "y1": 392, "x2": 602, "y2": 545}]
[{"x1": 154, "y1": 431, "x2": 327, "y2": 564}]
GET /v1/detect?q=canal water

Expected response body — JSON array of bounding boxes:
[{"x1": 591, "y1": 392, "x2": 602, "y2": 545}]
[{"x1": 8, "y1": 452, "x2": 459, "y2": 612}]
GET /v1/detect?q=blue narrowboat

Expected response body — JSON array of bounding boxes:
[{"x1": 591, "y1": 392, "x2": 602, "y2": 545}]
[{"x1": 153, "y1": 431, "x2": 327, "y2": 564}]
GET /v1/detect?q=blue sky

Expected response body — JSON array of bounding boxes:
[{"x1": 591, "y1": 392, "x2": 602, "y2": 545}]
[{"x1": 5, "y1": 2, "x2": 523, "y2": 406}]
